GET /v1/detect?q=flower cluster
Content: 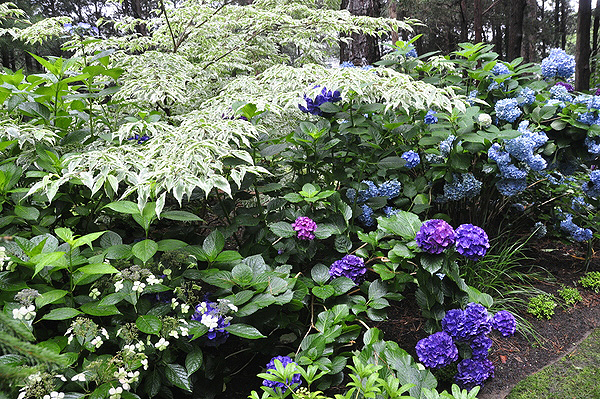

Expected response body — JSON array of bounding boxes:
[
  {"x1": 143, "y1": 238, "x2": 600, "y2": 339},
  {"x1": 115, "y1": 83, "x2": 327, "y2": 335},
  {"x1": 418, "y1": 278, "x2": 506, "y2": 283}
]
[
  {"x1": 488, "y1": 62, "x2": 510, "y2": 91},
  {"x1": 346, "y1": 180, "x2": 402, "y2": 226},
  {"x1": 0, "y1": 246, "x2": 13, "y2": 271},
  {"x1": 478, "y1": 113, "x2": 492, "y2": 127},
  {"x1": 298, "y1": 86, "x2": 342, "y2": 116},
  {"x1": 585, "y1": 136, "x2": 600, "y2": 155},
  {"x1": 455, "y1": 224, "x2": 490, "y2": 261},
  {"x1": 64, "y1": 22, "x2": 99, "y2": 37},
  {"x1": 415, "y1": 219, "x2": 456, "y2": 254},
  {"x1": 417, "y1": 304, "x2": 516, "y2": 390},
  {"x1": 441, "y1": 173, "x2": 482, "y2": 202},
  {"x1": 191, "y1": 299, "x2": 237, "y2": 345},
  {"x1": 559, "y1": 213, "x2": 593, "y2": 242},
  {"x1": 329, "y1": 254, "x2": 366, "y2": 284},
  {"x1": 583, "y1": 170, "x2": 600, "y2": 198},
  {"x1": 548, "y1": 84, "x2": 572, "y2": 103},
  {"x1": 401, "y1": 150, "x2": 421, "y2": 168},
  {"x1": 127, "y1": 133, "x2": 150, "y2": 144},
  {"x1": 424, "y1": 110, "x2": 438, "y2": 124},
  {"x1": 495, "y1": 98, "x2": 522, "y2": 123},
  {"x1": 406, "y1": 46, "x2": 418, "y2": 58},
  {"x1": 262, "y1": 355, "x2": 302, "y2": 393},
  {"x1": 541, "y1": 48, "x2": 575, "y2": 79},
  {"x1": 291, "y1": 216, "x2": 317, "y2": 240},
  {"x1": 555, "y1": 81, "x2": 574, "y2": 92},
  {"x1": 439, "y1": 135, "x2": 456, "y2": 157},
  {"x1": 517, "y1": 87, "x2": 536, "y2": 106}
]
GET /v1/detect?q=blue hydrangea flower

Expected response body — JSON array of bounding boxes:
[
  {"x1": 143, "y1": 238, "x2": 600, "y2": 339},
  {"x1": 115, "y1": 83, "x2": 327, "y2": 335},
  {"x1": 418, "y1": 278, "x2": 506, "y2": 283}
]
[
  {"x1": 491, "y1": 62, "x2": 509, "y2": 76},
  {"x1": 573, "y1": 228, "x2": 593, "y2": 242},
  {"x1": 578, "y1": 112, "x2": 597, "y2": 125},
  {"x1": 589, "y1": 96, "x2": 600, "y2": 110},
  {"x1": 541, "y1": 48, "x2": 575, "y2": 79},
  {"x1": 383, "y1": 206, "x2": 400, "y2": 217},
  {"x1": 470, "y1": 335, "x2": 493, "y2": 360},
  {"x1": 356, "y1": 180, "x2": 379, "y2": 203},
  {"x1": 406, "y1": 46, "x2": 418, "y2": 58},
  {"x1": 495, "y1": 98, "x2": 522, "y2": 123},
  {"x1": 549, "y1": 84, "x2": 572, "y2": 102},
  {"x1": 467, "y1": 90, "x2": 479, "y2": 105},
  {"x1": 492, "y1": 311, "x2": 516, "y2": 337},
  {"x1": 439, "y1": 135, "x2": 456, "y2": 157},
  {"x1": 455, "y1": 224, "x2": 490, "y2": 261},
  {"x1": 424, "y1": 110, "x2": 438, "y2": 124},
  {"x1": 329, "y1": 254, "x2": 367, "y2": 284},
  {"x1": 455, "y1": 358, "x2": 495, "y2": 390},
  {"x1": 340, "y1": 61, "x2": 355, "y2": 68},
  {"x1": 401, "y1": 150, "x2": 420, "y2": 168},
  {"x1": 496, "y1": 178, "x2": 527, "y2": 197},
  {"x1": 585, "y1": 136, "x2": 600, "y2": 154},
  {"x1": 191, "y1": 301, "x2": 231, "y2": 345},
  {"x1": 583, "y1": 170, "x2": 600, "y2": 198},
  {"x1": 517, "y1": 87, "x2": 536, "y2": 106},
  {"x1": 378, "y1": 180, "x2": 402, "y2": 199},
  {"x1": 299, "y1": 86, "x2": 342, "y2": 116},
  {"x1": 555, "y1": 81, "x2": 575, "y2": 92},
  {"x1": 128, "y1": 134, "x2": 150, "y2": 144},
  {"x1": 357, "y1": 204, "x2": 375, "y2": 227},
  {"x1": 262, "y1": 356, "x2": 302, "y2": 393},
  {"x1": 415, "y1": 331, "x2": 459, "y2": 369},
  {"x1": 442, "y1": 173, "x2": 482, "y2": 201},
  {"x1": 415, "y1": 219, "x2": 456, "y2": 254}
]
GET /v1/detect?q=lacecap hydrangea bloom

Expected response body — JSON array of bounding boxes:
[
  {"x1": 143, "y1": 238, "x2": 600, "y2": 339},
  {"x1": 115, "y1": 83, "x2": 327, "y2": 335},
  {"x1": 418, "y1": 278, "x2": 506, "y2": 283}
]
[
  {"x1": 291, "y1": 216, "x2": 317, "y2": 240},
  {"x1": 262, "y1": 355, "x2": 302, "y2": 393},
  {"x1": 298, "y1": 86, "x2": 341, "y2": 116},
  {"x1": 401, "y1": 150, "x2": 420, "y2": 168},
  {"x1": 424, "y1": 110, "x2": 438, "y2": 124},
  {"x1": 191, "y1": 301, "x2": 231, "y2": 345},
  {"x1": 455, "y1": 224, "x2": 490, "y2": 261},
  {"x1": 495, "y1": 98, "x2": 522, "y2": 123},
  {"x1": 492, "y1": 311, "x2": 516, "y2": 337},
  {"x1": 415, "y1": 331, "x2": 459, "y2": 369},
  {"x1": 329, "y1": 254, "x2": 366, "y2": 284},
  {"x1": 415, "y1": 219, "x2": 456, "y2": 254},
  {"x1": 541, "y1": 48, "x2": 575, "y2": 79}
]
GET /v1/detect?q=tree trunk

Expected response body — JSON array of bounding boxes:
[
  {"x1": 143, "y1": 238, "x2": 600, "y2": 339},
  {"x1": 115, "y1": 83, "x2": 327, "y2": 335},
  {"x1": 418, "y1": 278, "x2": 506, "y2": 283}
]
[
  {"x1": 576, "y1": 0, "x2": 592, "y2": 90},
  {"x1": 521, "y1": 0, "x2": 538, "y2": 62},
  {"x1": 555, "y1": 0, "x2": 561, "y2": 47},
  {"x1": 459, "y1": 0, "x2": 469, "y2": 43},
  {"x1": 388, "y1": 0, "x2": 398, "y2": 45},
  {"x1": 340, "y1": 0, "x2": 381, "y2": 65},
  {"x1": 507, "y1": 0, "x2": 527, "y2": 60},
  {"x1": 561, "y1": 0, "x2": 567, "y2": 48},
  {"x1": 474, "y1": 0, "x2": 483, "y2": 43}
]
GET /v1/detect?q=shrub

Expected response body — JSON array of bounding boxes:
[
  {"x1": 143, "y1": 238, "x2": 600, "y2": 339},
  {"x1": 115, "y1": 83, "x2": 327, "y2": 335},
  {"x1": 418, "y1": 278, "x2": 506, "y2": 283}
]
[{"x1": 527, "y1": 294, "x2": 557, "y2": 319}]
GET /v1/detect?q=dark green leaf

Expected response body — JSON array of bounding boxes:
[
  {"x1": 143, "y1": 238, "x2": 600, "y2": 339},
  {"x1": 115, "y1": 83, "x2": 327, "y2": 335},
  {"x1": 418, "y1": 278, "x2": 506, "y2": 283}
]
[
  {"x1": 161, "y1": 211, "x2": 202, "y2": 222},
  {"x1": 312, "y1": 285, "x2": 335, "y2": 299},
  {"x1": 268, "y1": 221, "x2": 295, "y2": 238},
  {"x1": 136, "y1": 315, "x2": 162, "y2": 335},
  {"x1": 132, "y1": 239, "x2": 158, "y2": 263},
  {"x1": 421, "y1": 254, "x2": 444, "y2": 274},
  {"x1": 185, "y1": 349, "x2": 203, "y2": 375},
  {"x1": 311, "y1": 264, "x2": 331, "y2": 285},
  {"x1": 225, "y1": 324, "x2": 266, "y2": 339},
  {"x1": 41, "y1": 307, "x2": 82, "y2": 321},
  {"x1": 35, "y1": 289, "x2": 68, "y2": 308},
  {"x1": 165, "y1": 363, "x2": 191, "y2": 392}
]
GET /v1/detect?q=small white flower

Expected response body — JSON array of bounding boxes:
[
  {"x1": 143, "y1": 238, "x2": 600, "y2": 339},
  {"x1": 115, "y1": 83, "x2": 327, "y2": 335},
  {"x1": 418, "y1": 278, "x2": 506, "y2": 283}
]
[
  {"x1": 67, "y1": 334, "x2": 74, "y2": 344},
  {"x1": 168, "y1": 329, "x2": 179, "y2": 339},
  {"x1": 114, "y1": 280, "x2": 124, "y2": 292},
  {"x1": 89, "y1": 288, "x2": 101, "y2": 299},
  {"x1": 146, "y1": 274, "x2": 162, "y2": 285},
  {"x1": 17, "y1": 389, "x2": 26, "y2": 399},
  {"x1": 123, "y1": 344, "x2": 136, "y2": 354},
  {"x1": 228, "y1": 303, "x2": 238, "y2": 312},
  {"x1": 109, "y1": 386, "x2": 123, "y2": 399},
  {"x1": 90, "y1": 336, "x2": 103, "y2": 348},
  {"x1": 55, "y1": 374, "x2": 67, "y2": 381},
  {"x1": 141, "y1": 358, "x2": 149, "y2": 370},
  {"x1": 200, "y1": 314, "x2": 218, "y2": 329},
  {"x1": 100, "y1": 327, "x2": 109, "y2": 339},
  {"x1": 132, "y1": 280, "x2": 146, "y2": 293},
  {"x1": 71, "y1": 373, "x2": 86, "y2": 382},
  {"x1": 180, "y1": 303, "x2": 190, "y2": 313},
  {"x1": 114, "y1": 367, "x2": 127, "y2": 380},
  {"x1": 135, "y1": 341, "x2": 145, "y2": 351},
  {"x1": 122, "y1": 382, "x2": 130, "y2": 391},
  {"x1": 154, "y1": 337, "x2": 170, "y2": 351},
  {"x1": 44, "y1": 392, "x2": 65, "y2": 399},
  {"x1": 180, "y1": 326, "x2": 189, "y2": 336},
  {"x1": 171, "y1": 298, "x2": 179, "y2": 309}
]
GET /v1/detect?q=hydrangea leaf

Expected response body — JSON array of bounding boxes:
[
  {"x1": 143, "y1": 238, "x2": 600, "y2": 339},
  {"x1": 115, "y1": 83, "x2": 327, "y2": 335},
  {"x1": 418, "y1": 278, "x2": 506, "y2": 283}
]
[
  {"x1": 132, "y1": 239, "x2": 158, "y2": 263},
  {"x1": 269, "y1": 221, "x2": 295, "y2": 238},
  {"x1": 225, "y1": 323, "x2": 266, "y2": 339},
  {"x1": 421, "y1": 254, "x2": 444, "y2": 274},
  {"x1": 165, "y1": 363, "x2": 191, "y2": 392},
  {"x1": 136, "y1": 315, "x2": 162, "y2": 336},
  {"x1": 185, "y1": 349, "x2": 203, "y2": 375},
  {"x1": 40, "y1": 307, "x2": 82, "y2": 321},
  {"x1": 377, "y1": 211, "x2": 422, "y2": 240},
  {"x1": 310, "y1": 264, "x2": 330, "y2": 285}
]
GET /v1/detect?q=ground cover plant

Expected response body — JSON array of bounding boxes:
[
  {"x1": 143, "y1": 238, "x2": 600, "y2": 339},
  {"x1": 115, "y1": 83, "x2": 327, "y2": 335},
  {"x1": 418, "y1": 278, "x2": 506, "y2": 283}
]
[{"x1": 1, "y1": 1, "x2": 600, "y2": 399}]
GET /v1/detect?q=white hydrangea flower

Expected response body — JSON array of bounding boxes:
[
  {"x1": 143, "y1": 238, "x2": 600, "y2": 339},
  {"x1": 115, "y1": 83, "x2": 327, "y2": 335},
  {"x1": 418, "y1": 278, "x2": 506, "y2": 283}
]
[
  {"x1": 200, "y1": 314, "x2": 218, "y2": 329},
  {"x1": 146, "y1": 274, "x2": 162, "y2": 285},
  {"x1": 123, "y1": 344, "x2": 136, "y2": 354},
  {"x1": 71, "y1": 373, "x2": 86, "y2": 382},
  {"x1": 100, "y1": 328, "x2": 109, "y2": 339},
  {"x1": 168, "y1": 329, "x2": 179, "y2": 338},
  {"x1": 12, "y1": 305, "x2": 36, "y2": 321},
  {"x1": 89, "y1": 288, "x2": 101, "y2": 299},
  {"x1": 114, "y1": 367, "x2": 127, "y2": 381},
  {"x1": 227, "y1": 303, "x2": 238, "y2": 312},
  {"x1": 180, "y1": 326, "x2": 189, "y2": 336},
  {"x1": 132, "y1": 281, "x2": 146, "y2": 293},
  {"x1": 478, "y1": 113, "x2": 492, "y2": 127},
  {"x1": 43, "y1": 392, "x2": 65, "y2": 399},
  {"x1": 180, "y1": 303, "x2": 190, "y2": 313},
  {"x1": 90, "y1": 336, "x2": 103, "y2": 348},
  {"x1": 135, "y1": 341, "x2": 145, "y2": 351},
  {"x1": 114, "y1": 280, "x2": 124, "y2": 292},
  {"x1": 141, "y1": 358, "x2": 149, "y2": 370},
  {"x1": 171, "y1": 298, "x2": 179, "y2": 309},
  {"x1": 55, "y1": 374, "x2": 67, "y2": 382},
  {"x1": 154, "y1": 337, "x2": 170, "y2": 351},
  {"x1": 109, "y1": 386, "x2": 123, "y2": 399}
]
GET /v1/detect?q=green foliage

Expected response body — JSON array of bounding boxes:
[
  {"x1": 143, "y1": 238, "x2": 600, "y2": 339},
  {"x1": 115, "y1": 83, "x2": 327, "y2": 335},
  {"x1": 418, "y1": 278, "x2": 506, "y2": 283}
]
[
  {"x1": 557, "y1": 286, "x2": 582, "y2": 306},
  {"x1": 579, "y1": 272, "x2": 600, "y2": 293},
  {"x1": 527, "y1": 294, "x2": 557, "y2": 320}
]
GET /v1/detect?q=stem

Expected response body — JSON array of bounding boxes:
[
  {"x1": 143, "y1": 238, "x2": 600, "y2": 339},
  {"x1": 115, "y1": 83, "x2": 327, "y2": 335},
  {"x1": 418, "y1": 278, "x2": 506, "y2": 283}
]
[
  {"x1": 216, "y1": 189, "x2": 242, "y2": 248},
  {"x1": 296, "y1": 295, "x2": 315, "y2": 356},
  {"x1": 159, "y1": 0, "x2": 178, "y2": 52}
]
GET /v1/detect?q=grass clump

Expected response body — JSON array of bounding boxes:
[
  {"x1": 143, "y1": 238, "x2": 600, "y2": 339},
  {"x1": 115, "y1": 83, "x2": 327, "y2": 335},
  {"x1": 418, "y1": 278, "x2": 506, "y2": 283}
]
[
  {"x1": 506, "y1": 328, "x2": 600, "y2": 399},
  {"x1": 579, "y1": 271, "x2": 600, "y2": 293},
  {"x1": 557, "y1": 286, "x2": 582, "y2": 306},
  {"x1": 527, "y1": 294, "x2": 557, "y2": 320}
]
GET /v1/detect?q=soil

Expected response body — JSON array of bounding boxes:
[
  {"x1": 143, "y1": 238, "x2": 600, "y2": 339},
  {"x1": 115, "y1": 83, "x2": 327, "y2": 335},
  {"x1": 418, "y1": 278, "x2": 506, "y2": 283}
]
[{"x1": 377, "y1": 239, "x2": 600, "y2": 399}]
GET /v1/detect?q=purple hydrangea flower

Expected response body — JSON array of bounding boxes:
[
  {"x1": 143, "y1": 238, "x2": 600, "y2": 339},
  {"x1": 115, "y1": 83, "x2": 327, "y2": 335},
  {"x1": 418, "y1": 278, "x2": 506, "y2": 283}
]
[
  {"x1": 555, "y1": 81, "x2": 574, "y2": 92},
  {"x1": 442, "y1": 303, "x2": 491, "y2": 342},
  {"x1": 292, "y1": 216, "x2": 317, "y2": 240},
  {"x1": 492, "y1": 310, "x2": 516, "y2": 337},
  {"x1": 401, "y1": 150, "x2": 421, "y2": 168},
  {"x1": 455, "y1": 224, "x2": 490, "y2": 261},
  {"x1": 262, "y1": 355, "x2": 302, "y2": 393},
  {"x1": 299, "y1": 86, "x2": 342, "y2": 116},
  {"x1": 442, "y1": 309, "x2": 468, "y2": 341},
  {"x1": 415, "y1": 219, "x2": 456, "y2": 254},
  {"x1": 470, "y1": 335, "x2": 493, "y2": 360},
  {"x1": 424, "y1": 110, "x2": 438, "y2": 124},
  {"x1": 454, "y1": 358, "x2": 495, "y2": 390},
  {"x1": 329, "y1": 255, "x2": 367, "y2": 284},
  {"x1": 128, "y1": 134, "x2": 150, "y2": 144},
  {"x1": 191, "y1": 301, "x2": 230, "y2": 345},
  {"x1": 415, "y1": 331, "x2": 459, "y2": 369}
]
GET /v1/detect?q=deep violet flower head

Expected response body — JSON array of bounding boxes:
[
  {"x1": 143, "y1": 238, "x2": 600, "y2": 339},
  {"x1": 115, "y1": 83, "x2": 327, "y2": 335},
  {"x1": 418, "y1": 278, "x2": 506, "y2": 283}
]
[
  {"x1": 470, "y1": 335, "x2": 493, "y2": 360},
  {"x1": 555, "y1": 81, "x2": 575, "y2": 92},
  {"x1": 329, "y1": 255, "x2": 366, "y2": 284},
  {"x1": 454, "y1": 358, "x2": 495, "y2": 390},
  {"x1": 455, "y1": 224, "x2": 490, "y2": 261},
  {"x1": 128, "y1": 134, "x2": 150, "y2": 144},
  {"x1": 191, "y1": 301, "x2": 231, "y2": 345},
  {"x1": 492, "y1": 310, "x2": 516, "y2": 337},
  {"x1": 291, "y1": 216, "x2": 317, "y2": 240},
  {"x1": 299, "y1": 86, "x2": 342, "y2": 116},
  {"x1": 442, "y1": 303, "x2": 491, "y2": 342},
  {"x1": 401, "y1": 150, "x2": 421, "y2": 168},
  {"x1": 262, "y1": 355, "x2": 302, "y2": 393},
  {"x1": 415, "y1": 219, "x2": 456, "y2": 254},
  {"x1": 415, "y1": 331, "x2": 459, "y2": 369},
  {"x1": 424, "y1": 110, "x2": 438, "y2": 124}
]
